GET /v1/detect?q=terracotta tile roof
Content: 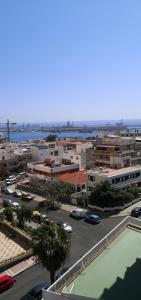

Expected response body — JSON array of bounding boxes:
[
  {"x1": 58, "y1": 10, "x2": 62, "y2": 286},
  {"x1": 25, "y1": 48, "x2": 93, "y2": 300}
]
[{"x1": 58, "y1": 170, "x2": 86, "y2": 185}]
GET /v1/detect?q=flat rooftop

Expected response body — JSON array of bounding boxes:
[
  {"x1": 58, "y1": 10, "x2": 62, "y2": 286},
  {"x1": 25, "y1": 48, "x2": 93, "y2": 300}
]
[
  {"x1": 63, "y1": 227, "x2": 141, "y2": 300},
  {"x1": 90, "y1": 165, "x2": 141, "y2": 177}
]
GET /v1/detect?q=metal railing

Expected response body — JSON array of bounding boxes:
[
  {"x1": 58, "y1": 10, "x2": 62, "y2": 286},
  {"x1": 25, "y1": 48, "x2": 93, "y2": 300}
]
[{"x1": 47, "y1": 216, "x2": 132, "y2": 293}]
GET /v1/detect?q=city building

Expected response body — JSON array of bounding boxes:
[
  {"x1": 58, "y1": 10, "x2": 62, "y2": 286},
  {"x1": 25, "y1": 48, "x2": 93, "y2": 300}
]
[
  {"x1": 63, "y1": 141, "x2": 93, "y2": 170},
  {"x1": 31, "y1": 143, "x2": 63, "y2": 161},
  {"x1": 27, "y1": 159, "x2": 79, "y2": 177},
  {"x1": 58, "y1": 170, "x2": 86, "y2": 192},
  {"x1": 94, "y1": 135, "x2": 141, "y2": 168},
  {"x1": 0, "y1": 143, "x2": 32, "y2": 177},
  {"x1": 87, "y1": 165, "x2": 141, "y2": 193}
]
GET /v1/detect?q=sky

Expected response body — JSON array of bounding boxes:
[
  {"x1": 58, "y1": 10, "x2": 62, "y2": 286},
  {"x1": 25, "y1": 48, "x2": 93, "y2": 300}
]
[{"x1": 0, "y1": 0, "x2": 141, "y2": 123}]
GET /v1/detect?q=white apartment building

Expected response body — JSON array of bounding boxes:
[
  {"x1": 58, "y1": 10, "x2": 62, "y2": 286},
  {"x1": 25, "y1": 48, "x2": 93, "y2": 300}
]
[
  {"x1": 63, "y1": 141, "x2": 93, "y2": 170},
  {"x1": 87, "y1": 165, "x2": 141, "y2": 192},
  {"x1": 31, "y1": 143, "x2": 63, "y2": 161},
  {"x1": 0, "y1": 143, "x2": 32, "y2": 177}
]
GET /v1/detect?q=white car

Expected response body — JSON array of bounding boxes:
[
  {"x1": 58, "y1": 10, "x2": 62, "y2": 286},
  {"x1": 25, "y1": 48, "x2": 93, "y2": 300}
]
[
  {"x1": 57, "y1": 220, "x2": 72, "y2": 233},
  {"x1": 11, "y1": 201, "x2": 20, "y2": 209},
  {"x1": 14, "y1": 190, "x2": 22, "y2": 197},
  {"x1": 70, "y1": 208, "x2": 86, "y2": 219},
  {"x1": 5, "y1": 188, "x2": 14, "y2": 195}
]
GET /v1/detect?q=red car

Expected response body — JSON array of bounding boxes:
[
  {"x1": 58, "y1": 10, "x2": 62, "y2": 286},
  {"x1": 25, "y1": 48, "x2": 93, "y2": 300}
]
[{"x1": 0, "y1": 275, "x2": 16, "y2": 293}]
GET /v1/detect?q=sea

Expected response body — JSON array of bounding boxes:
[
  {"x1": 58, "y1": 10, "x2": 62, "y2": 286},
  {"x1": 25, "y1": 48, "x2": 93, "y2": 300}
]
[{"x1": 1, "y1": 119, "x2": 141, "y2": 142}]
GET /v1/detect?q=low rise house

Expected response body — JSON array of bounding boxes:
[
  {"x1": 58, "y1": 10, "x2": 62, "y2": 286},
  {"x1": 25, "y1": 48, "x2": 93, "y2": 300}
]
[
  {"x1": 58, "y1": 170, "x2": 86, "y2": 192},
  {"x1": 27, "y1": 159, "x2": 79, "y2": 177}
]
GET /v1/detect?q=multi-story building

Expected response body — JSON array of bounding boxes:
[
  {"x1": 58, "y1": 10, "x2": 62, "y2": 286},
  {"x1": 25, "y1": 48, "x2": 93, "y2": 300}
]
[
  {"x1": 94, "y1": 135, "x2": 141, "y2": 169},
  {"x1": 63, "y1": 141, "x2": 93, "y2": 170},
  {"x1": 0, "y1": 143, "x2": 32, "y2": 177},
  {"x1": 87, "y1": 165, "x2": 141, "y2": 192},
  {"x1": 31, "y1": 143, "x2": 63, "y2": 161}
]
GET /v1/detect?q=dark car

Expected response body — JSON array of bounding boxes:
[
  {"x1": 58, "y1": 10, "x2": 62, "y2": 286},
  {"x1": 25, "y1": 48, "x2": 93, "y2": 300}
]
[
  {"x1": 131, "y1": 207, "x2": 141, "y2": 218},
  {"x1": 85, "y1": 214, "x2": 101, "y2": 224},
  {"x1": 47, "y1": 201, "x2": 61, "y2": 210},
  {"x1": 22, "y1": 193, "x2": 33, "y2": 201},
  {"x1": 1, "y1": 186, "x2": 7, "y2": 193},
  {"x1": 21, "y1": 282, "x2": 49, "y2": 300},
  {"x1": 2, "y1": 198, "x2": 13, "y2": 207}
]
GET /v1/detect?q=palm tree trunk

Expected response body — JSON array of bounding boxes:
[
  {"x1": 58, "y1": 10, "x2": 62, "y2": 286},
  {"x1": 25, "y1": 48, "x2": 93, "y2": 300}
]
[{"x1": 50, "y1": 270, "x2": 55, "y2": 284}]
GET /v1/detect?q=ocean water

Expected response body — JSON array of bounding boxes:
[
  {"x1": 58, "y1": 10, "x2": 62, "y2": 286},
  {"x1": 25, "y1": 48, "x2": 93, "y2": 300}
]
[
  {"x1": 0, "y1": 119, "x2": 141, "y2": 142},
  {"x1": 1, "y1": 130, "x2": 100, "y2": 142}
]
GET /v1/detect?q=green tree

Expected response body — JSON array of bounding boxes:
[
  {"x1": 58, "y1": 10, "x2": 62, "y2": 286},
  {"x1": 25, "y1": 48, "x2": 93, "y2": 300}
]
[
  {"x1": 89, "y1": 180, "x2": 114, "y2": 203},
  {"x1": 16, "y1": 204, "x2": 32, "y2": 229},
  {"x1": 128, "y1": 186, "x2": 141, "y2": 198},
  {"x1": 32, "y1": 224, "x2": 70, "y2": 284},
  {"x1": 3, "y1": 207, "x2": 14, "y2": 223},
  {"x1": 45, "y1": 134, "x2": 57, "y2": 142}
]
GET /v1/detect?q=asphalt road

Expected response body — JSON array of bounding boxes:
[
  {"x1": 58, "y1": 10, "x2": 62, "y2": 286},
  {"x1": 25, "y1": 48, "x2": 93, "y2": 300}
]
[{"x1": 0, "y1": 204, "x2": 124, "y2": 300}]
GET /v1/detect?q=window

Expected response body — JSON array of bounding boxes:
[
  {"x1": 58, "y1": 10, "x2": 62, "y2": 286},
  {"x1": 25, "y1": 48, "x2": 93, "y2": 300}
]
[
  {"x1": 88, "y1": 175, "x2": 95, "y2": 182},
  {"x1": 88, "y1": 186, "x2": 93, "y2": 191}
]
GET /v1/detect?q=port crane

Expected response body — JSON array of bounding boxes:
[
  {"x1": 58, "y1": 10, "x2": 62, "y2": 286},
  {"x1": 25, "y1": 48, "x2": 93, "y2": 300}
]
[{"x1": 0, "y1": 120, "x2": 16, "y2": 142}]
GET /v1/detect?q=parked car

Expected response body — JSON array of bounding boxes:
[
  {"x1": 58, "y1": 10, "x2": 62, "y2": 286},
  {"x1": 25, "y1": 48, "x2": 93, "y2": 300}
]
[
  {"x1": 6, "y1": 181, "x2": 13, "y2": 186},
  {"x1": 1, "y1": 186, "x2": 7, "y2": 193},
  {"x1": 3, "y1": 198, "x2": 13, "y2": 207},
  {"x1": 32, "y1": 211, "x2": 53, "y2": 225},
  {"x1": 56, "y1": 220, "x2": 72, "y2": 233},
  {"x1": 6, "y1": 175, "x2": 17, "y2": 181},
  {"x1": 70, "y1": 208, "x2": 86, "y2": 219},
  {"x1": 0, "y1": 274, "x2": 16, "y2": 293},
  {"x1": 4, "y1": 188, "x2": 14, "y2": 195},
  {"x1": 32, "y1": 211, "x2": 41, "y2": 223},
  {"x1": 131, "y1": 207, "x2": 141, "y2": 218},
  {"x1": 11, "y1": 201, "x2": 20, "y2": 209},
  {"x1": 21, "y1": 282, "x2": 49, "y2": 300},
  {"x1": 14, "y1": 190, "x2": 22, "y2": 197},
  {"x1": 19, "y1": 172, "x2": 26, "y2": 177},
  {"x1": 47, "y1": 201, "x2": 61, "y2": 210},
  {"x1": 22, "y1": 193, "x2": 33, "y2": 201},
  {"x1": 85, "y1": 214, "x2": 101, "y2": 224}
]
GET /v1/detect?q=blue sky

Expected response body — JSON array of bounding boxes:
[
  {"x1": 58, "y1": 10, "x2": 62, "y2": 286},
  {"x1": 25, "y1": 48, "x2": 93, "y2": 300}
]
[{"x1": 0, "y1": 0, "x2": 141, "y2": 123}]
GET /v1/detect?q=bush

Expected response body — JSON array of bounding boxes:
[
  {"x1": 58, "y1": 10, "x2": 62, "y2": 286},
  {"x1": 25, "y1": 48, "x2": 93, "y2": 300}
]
[{"x1": 89, "y1": 181, "x2": 139, "y2": 208}]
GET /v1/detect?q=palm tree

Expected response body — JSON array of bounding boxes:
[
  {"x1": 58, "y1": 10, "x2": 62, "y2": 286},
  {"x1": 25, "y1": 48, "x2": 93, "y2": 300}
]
[
  {"x1": 16, "y1": 204, "x2": 32, "y2": 229},
  {"x1": 32, "y1": 224, "x2": 70, "y2": 284}
]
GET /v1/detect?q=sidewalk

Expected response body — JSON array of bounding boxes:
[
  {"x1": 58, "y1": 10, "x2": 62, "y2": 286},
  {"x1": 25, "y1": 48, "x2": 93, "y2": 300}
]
[{"x1": 0, "y1": 256, "x2": 35, "y2": 277}]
